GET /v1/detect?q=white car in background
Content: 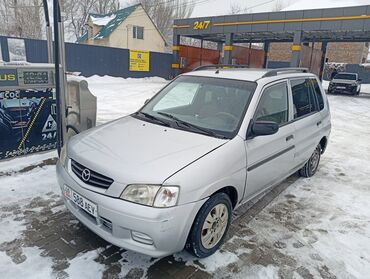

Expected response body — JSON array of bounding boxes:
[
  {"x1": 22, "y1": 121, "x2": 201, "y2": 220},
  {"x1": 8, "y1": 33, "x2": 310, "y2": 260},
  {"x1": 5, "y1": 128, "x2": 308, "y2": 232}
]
[
  {"x1": 328, "y1": 72, "x2": 361, "y2": 95},
  {"x1": 57, "y1": 66, "x2": 331, "y2": 258}
]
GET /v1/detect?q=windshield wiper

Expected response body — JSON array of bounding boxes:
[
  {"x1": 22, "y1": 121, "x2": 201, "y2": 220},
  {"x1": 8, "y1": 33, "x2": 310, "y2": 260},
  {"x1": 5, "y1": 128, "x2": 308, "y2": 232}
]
[
  {"x1": 135, "y1": 112, "x2": 170, "y2": 127},
  {"x1": 157, "y1": 112, "x2": 227, "y2": 139}
]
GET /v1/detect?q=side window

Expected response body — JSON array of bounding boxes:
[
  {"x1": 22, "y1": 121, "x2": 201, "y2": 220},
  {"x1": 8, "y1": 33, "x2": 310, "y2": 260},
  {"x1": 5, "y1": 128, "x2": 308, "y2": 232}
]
[
  {"x1": 255, "y1": 82, "x2": 289, "y2": 125},
  {"x1": 311, "y1": 79, "x2": 325, "y2": 111},
  {"x1": 291, "y1": 79, "x2": 318, "y2": 119}
]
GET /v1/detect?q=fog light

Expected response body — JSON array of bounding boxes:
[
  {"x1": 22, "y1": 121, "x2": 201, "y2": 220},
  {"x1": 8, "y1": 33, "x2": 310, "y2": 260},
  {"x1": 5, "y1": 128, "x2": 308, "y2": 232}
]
[{"x1": 132, "y1": 231, "x2": 154, "y2": 245}]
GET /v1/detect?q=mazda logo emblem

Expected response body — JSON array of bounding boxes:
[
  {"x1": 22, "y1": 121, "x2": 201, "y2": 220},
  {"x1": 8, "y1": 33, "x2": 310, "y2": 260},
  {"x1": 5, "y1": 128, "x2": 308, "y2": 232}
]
[{"x1": 82, "y1": 168, "x2": 91, "y2": 182}]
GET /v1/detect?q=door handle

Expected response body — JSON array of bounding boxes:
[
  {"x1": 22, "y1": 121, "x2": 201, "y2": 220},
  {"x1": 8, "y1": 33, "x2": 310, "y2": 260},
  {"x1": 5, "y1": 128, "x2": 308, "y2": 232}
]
[
  {"x1": 317, "y1": 121, "x2": 322, "y2": 126},
  {"x1": 286, "y1": 135, "x2": 294, "y2": 142}
]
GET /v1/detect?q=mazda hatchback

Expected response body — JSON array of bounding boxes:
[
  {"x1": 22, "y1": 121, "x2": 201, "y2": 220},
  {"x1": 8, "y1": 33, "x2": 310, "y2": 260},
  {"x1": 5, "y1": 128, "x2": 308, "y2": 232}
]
[{"x1": 57, "y1": 67, "x2": 331, "y2": 258}]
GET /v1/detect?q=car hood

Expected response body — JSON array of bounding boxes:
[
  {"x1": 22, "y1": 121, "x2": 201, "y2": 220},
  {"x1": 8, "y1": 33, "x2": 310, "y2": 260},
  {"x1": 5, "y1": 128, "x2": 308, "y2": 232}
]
[{"x1": 68, "y1": 116, "x2": 227, "y2": 185}]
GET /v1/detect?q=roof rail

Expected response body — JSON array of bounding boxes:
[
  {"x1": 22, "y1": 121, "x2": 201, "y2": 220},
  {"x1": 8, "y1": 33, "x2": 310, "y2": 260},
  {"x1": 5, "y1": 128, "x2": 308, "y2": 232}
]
[
  {"x1": 192, "y1": 64, "x2": 249, "y2": 71},
  {"x1": 262, "y1": 68, "x2": 309, "y2": 78}
]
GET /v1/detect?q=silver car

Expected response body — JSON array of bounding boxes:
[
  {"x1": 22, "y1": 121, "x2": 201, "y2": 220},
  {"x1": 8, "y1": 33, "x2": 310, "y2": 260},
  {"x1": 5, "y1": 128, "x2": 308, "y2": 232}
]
[{"x1": 57, "y1": 67, "x2": 331, "y2": 258}]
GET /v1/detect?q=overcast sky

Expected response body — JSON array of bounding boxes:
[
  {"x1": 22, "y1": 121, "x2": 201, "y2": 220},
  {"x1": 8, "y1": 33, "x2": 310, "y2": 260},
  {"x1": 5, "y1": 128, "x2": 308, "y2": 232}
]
[
  {"x1": 191, "y1": 0, "x2": 290, "y2": 17},
  {"x1": 122, "y1": 0, "x2": 370, "y2": 17}
]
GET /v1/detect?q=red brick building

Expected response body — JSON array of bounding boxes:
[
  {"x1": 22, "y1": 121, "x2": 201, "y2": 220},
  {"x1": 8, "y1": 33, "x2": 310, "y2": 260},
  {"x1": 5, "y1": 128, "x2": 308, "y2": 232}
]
[{"x1": 268, "y1": 42, "x2": 369, "y2": 64}]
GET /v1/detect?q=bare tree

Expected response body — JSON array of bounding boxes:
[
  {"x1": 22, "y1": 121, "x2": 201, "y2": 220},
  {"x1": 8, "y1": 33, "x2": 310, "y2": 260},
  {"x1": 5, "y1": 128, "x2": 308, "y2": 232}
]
[
  {"x1": 93, "y1": 0, "x2": 120, "y2": 14},
  {"x1": 0, "y1": 0, "x2": 43, "y2": 39},
  {"x1": 272, "y1": 0, "x2": 288, "y2": 12},
  {"x1": 63, "y1": 0, "x2": 120, "y2": 40},
  {"x1": 64, "y1": 0, "x2": 95, "y2": 40},
  {"x1": 228, "y1": 2, "x2": 247, "y2": 15},
  {"x1": 130, "y1": 0, "x2": 194, "y2": 43}
]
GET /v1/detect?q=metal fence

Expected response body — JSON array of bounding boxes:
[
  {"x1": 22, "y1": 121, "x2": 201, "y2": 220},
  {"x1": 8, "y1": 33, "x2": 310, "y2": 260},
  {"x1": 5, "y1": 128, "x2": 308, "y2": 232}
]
[{"x1": 0, "y1": 35, "x2": 173, "y2": 79}]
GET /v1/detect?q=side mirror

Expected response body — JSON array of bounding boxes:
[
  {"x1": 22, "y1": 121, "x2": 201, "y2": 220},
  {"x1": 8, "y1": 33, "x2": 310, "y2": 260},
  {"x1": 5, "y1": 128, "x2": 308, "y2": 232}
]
[
  {"x1": 249, "y1": 121, "x2": 279, "y2": 138},
  {"x1": 358, "y1": 78, "x2": 362, "y2": 82},
  {"x1": 144, "y1": 99, "x2": 150, "y2": 105}
]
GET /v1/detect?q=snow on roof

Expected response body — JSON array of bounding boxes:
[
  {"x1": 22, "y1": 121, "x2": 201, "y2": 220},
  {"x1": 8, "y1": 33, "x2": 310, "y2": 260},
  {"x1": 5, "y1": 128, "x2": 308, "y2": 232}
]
[
  {"x1": 77, "y1": 4, "x2": 140, "y2": 42},
  {"x1": 90, "y1": 14, "x2": 116, "y2": 26},
  {"x1": 282, "y1": 0, "x2": 370, "y2": 11}
]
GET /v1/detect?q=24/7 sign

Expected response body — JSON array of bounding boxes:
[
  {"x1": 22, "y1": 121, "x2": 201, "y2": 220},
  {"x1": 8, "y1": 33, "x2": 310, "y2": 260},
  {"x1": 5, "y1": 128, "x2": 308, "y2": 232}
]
[{"x1": 193, "y1": 20, "x2": 211, "y2": 30}]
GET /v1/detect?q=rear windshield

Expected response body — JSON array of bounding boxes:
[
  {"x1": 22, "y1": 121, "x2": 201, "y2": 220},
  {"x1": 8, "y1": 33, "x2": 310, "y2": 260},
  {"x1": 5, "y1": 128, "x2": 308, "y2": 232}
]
[{"x1": 334, "y1": 74, "x2": 357, "y2": 80}]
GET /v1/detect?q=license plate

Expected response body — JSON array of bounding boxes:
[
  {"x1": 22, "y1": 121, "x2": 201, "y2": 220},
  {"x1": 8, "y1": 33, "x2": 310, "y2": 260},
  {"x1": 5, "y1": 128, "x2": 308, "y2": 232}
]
[
  {"x1": 337, "y1": 86, "x2": 346, "y2": 89},
  {"x1": 63, "y1": 185, "x2": 98, "y2": 217}
]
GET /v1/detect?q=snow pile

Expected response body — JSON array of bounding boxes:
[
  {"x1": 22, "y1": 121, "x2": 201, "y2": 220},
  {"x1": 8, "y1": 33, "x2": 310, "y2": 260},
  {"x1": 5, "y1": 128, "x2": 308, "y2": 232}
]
[
  {"x1": 0, "y1": 247, "x2": 54, "y2": 278},
  {"x1": 83, "y1": 75, "x2": 167, "y2": 124},
  {"x1": 90, "y1": 14, "x2": 116, "y2": 26},
  {"x1": 283, "y1": 0, "x2": 370, "y2": 11},
  {"x1": 65, "y1": 250, "x2": 105, "y2": 278}
]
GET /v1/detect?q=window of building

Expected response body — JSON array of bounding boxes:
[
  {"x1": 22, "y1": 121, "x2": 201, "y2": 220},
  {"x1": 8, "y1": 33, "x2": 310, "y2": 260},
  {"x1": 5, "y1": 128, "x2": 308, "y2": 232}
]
[
  {"x1": 255, "y1": 82, "x2": 289, "y2": 125},
  {"x1": 291, "y1": 79, "x2": 318, "y2": 119},
  {"x1": 133, "y1": 26, "x2": 144, "y2": 40}
]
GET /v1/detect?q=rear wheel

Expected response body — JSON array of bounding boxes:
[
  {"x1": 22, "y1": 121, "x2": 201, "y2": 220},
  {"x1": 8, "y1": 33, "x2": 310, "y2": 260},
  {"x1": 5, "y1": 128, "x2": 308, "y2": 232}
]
[
  {"x1": 187, "y1": 193, "x2": 232, "y2": 258},
  {"x1": 299, "y1": 144, "x2": 321, "y2": 178}
]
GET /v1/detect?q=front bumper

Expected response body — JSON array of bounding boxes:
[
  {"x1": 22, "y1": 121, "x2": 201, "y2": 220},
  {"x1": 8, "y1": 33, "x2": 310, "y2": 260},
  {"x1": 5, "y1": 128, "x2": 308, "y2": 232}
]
[
  {"x1": 329, "y1": 84, "x2": 357, "y2": 93},
  {"x1": 56, "y1": 161, "x2": 206, "y2": 258}
]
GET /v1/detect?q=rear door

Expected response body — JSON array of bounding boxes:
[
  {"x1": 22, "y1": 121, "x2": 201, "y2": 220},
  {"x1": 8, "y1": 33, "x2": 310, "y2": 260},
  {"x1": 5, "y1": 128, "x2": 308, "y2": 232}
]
[
  {"x1": 290, "y1": 78, "x2": 323, "y2": 166},
  {"x1": 244, "y1": 81, "x2": 296, "y2": 198}
]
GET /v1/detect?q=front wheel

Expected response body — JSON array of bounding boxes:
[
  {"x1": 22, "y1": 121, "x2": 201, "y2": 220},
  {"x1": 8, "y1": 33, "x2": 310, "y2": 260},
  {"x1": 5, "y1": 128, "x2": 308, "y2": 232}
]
[
  {"x1": 187, "y1": 193, "x2": 232, "y2": 258},
  {"x1": 299, "y1": 144, "x2": 321, "y2": 178}
]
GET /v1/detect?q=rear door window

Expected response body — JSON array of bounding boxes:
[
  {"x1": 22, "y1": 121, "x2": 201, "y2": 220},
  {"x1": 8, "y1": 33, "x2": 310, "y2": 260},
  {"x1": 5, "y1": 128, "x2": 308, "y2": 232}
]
[{"x1": 290, "y1": 79, "x2": 318, "y2": 119}]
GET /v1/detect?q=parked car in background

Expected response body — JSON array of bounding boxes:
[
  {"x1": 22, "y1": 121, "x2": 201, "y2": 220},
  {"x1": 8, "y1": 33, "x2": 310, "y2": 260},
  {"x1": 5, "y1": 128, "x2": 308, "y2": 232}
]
[
  {"x1": 328, "y1": 72, "x2": 361, "y2": 95},
  {"x1": 57, "y1": 67, "x2": 331, "y2": 258}
]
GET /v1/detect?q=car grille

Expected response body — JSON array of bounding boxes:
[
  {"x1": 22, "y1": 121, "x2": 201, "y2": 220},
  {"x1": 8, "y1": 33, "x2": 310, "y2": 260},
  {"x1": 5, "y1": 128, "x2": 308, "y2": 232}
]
[{"x1": 71, "y1": 160, "x2": 114, "y2": 189}]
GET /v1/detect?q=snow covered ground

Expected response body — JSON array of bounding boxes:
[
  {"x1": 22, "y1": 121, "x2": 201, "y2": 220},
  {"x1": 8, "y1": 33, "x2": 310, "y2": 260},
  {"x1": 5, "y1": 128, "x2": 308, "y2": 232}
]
[{"x1": 0, "y1": 76, "x2": 369, "y2": 279}]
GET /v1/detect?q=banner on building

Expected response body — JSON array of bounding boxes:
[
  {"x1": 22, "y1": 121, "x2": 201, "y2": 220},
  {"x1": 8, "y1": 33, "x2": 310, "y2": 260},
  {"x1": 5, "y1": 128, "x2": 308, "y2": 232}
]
[{"x1": 129, "y1": 50, "x2": 150, "y2": 72}]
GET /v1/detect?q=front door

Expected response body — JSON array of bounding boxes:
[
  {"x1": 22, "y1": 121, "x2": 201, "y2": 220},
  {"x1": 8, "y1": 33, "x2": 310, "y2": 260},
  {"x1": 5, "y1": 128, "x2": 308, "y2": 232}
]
[{"x1": 244, "y1": 81, "x2": 296, "y2": 199}]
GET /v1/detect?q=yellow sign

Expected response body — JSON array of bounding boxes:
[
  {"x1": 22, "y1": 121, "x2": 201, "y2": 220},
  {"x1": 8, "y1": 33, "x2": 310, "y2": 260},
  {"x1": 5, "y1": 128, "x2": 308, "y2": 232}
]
[
  {"x1": 0, "y1": 74, "x2": 16, "y2": 81},
  {"x1": 129, "y1": 50, "x2": 150, "y2": 72},
  {"x1": 193, "y1": 20, "x2": 211, "y2": 30}
]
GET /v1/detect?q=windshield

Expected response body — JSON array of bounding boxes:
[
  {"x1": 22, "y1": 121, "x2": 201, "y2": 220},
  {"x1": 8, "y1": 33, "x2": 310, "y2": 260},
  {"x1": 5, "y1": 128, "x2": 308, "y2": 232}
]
[
  {"x1": 136, "y1": 76, "x2": 256, "y2": 138},
  {"x1": 334, "y1": 73, "x2": 357, "y2": 80}
]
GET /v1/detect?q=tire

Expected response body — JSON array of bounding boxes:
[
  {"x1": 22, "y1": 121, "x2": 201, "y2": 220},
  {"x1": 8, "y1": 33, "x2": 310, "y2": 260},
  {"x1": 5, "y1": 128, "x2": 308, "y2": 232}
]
[
  {"x1": 299, "y1": 144, "x2": 321, "y2": 178},
  {"x1": 187, "y1": 193, "x2": 232, "y2": 258}
]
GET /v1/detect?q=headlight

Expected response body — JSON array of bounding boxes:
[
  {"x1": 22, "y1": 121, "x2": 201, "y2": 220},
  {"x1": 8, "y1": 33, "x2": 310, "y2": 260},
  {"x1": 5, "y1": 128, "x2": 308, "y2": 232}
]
[
  {"x1": 59, "y1": 142, "x2": 68, "y2": 168},
  {"x1": 120, "y1": 185, "x2": 179, "y2": 208}
]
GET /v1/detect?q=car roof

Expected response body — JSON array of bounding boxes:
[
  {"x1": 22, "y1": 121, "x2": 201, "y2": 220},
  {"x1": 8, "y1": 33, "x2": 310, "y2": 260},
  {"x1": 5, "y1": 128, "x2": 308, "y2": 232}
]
[{"x1": 182, "y1": 68, "x2": 317, "y2": 83}]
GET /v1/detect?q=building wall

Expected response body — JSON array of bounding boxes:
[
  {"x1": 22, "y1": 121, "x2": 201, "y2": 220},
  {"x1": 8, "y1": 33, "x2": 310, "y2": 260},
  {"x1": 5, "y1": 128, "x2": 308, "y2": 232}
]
[
  {"x1": 110, "y1": 6, "x2": 166, "y2": 52},
  {"x1": 83, "y1": 6, "x2": 166, "y2": 53},
  {"x1": 269, "y1": 42, "x2": 369, "y2": 64}
]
